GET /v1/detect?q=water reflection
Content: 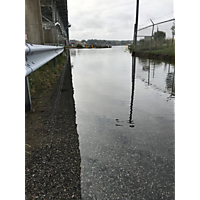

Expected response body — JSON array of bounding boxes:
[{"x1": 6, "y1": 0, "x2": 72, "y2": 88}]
[
  {"x1": 129, "y1": 56, "x2": 136, "y2": 127},
  {"x1": 129, "y1": 56, "x2": 175, "y2": 127},
  {"x1": 137, "y1": 57, "x2": 175, "y2": 95},
  {"x1": 71, "y1": 47, "x2": 175, "y2": 199},
  {"x1": 70, "y1": 49, "x2": 76, "y2": 57}
]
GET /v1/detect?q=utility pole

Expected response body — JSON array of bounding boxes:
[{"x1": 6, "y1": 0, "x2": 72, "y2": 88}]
[{"x1": 132, "y1": 0, "x2": 140, "y2": 55}]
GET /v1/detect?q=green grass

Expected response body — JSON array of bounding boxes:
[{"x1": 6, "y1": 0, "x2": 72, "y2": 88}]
[
  {"x1": 28, "y1": 52, "x2": 67, "y2": 98},
  {"x1": 148, "y1": 45, "x2": 175, "y2": 55},
  {"x1": 129, "y1": 42, "x2": 175, "y2": 57}
]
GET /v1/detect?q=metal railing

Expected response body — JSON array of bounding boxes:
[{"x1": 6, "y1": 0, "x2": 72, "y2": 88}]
[
  {"x1": 25, "y1": 43, "x2": 64, "y2": 111},
  {"x1": 25, "y1": 43, "x2": 64, "y2": 77}
]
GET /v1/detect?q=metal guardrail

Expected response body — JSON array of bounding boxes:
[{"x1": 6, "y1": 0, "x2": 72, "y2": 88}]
[
  {"x1": 25, "y1": 43, "x2": 64, "y2": 111},
  {"x1": 25, "y1": 43, "x2": 64, "y2": 77}
]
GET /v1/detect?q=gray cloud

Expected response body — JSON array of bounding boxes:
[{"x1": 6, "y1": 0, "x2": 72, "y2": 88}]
[{"x1": 68, "y1": 0, "x2": 174, "y2": 40}]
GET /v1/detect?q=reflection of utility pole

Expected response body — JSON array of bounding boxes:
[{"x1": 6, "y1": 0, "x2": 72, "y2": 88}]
[
  {"x1": 153, "y1": 61, "x2": 155, "y2": 78},
  {"x1": 171, "y1": 67, "x2": 175, "y2": 96},
  {"x1": 132, "y1": 0, "x2": 140, "y2": 55},
  {"x1": 129, "y1": 56, "x2": 136, "y2": 126},
  {"x1": 168, "y1": 63, "x2": 170, "y2": 73},
  {"x1": 148, "y1": 59, "x2": 150, "y2": 85}
]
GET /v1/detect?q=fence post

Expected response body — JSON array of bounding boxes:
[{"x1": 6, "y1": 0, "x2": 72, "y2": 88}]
[{"x1": 150, "y1": 19, "x2": 154, "y2": 52}]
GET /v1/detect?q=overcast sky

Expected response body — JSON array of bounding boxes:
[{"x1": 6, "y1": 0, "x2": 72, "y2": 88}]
[{"x1": 68, "y1": 0, "x2": 174, "y2": 41}]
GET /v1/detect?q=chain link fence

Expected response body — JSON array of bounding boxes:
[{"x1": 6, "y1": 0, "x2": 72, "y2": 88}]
[{"x1": 136, "y1": 19, "x2": 175, "y2": 52}]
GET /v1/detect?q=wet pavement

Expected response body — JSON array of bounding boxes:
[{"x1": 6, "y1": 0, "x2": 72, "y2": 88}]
[
  {"x1": 25, "y1": 47, "x2": 175, "y2": 199},
  {"x1": 71, "y1": 46, "x2": 175, "y2": 199}
]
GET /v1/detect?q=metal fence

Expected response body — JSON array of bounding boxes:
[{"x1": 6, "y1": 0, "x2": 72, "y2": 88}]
[{"x1": 136, "y1": 18, "x2": 175, "y2": 51}]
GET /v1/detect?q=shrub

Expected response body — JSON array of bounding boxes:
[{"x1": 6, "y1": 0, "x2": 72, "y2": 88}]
[{"x1": 76, "y1": 43, "x2": 83, "y2": 48}]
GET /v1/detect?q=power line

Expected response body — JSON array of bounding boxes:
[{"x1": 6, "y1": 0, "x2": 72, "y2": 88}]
[
  {"x1": 140, "y1": 11, "x2": 174, "y2": 28},
  {"x1": 151, "y1": 11, "x2": 174, "y2": 20}
]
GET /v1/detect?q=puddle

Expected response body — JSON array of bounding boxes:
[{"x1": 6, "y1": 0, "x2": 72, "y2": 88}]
[{"x1": 71, "y1": 46, "x2": 175, "y2": 199}]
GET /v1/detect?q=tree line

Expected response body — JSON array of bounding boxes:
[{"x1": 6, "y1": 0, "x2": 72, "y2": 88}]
[{"x1": 69, "y1": 39, "x2": 133, "y2": 46}]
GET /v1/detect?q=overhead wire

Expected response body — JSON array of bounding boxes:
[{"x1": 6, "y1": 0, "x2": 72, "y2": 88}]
[{"x1": 151, "y1": 11, "x2": 174, "y2": 20}]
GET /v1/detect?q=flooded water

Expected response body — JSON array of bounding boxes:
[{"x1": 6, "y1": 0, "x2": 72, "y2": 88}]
[{"x1": 71, "y1": 46, "x2": 175, "y2": 199}]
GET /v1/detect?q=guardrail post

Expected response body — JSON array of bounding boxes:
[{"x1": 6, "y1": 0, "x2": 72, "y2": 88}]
[{"x1": 25, "y1": 76, "x2": 32, "y2": 111}]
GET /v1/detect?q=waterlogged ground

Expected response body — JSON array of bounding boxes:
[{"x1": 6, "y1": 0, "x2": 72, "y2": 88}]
[
  {"x1": 71, "y1": 46, "x2": 175, "y2": 199},
  {"x1": 25, "y1": 47, "x2": 174, "y2": 199}
]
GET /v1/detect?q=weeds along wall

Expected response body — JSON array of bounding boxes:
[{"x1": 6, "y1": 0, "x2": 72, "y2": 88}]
[{"x1": 28, "y1": 51, "x2": 67, "y2": 98}]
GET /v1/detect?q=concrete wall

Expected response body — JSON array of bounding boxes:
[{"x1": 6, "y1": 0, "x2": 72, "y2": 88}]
[
  {"x1": 25, "y1": 0, "x2": 68, "y2": 46},
  {"x1": 25, "y1": 0, "x2": 44, "y2": 44},
  {"x1": 44, "y1": 28, "x2": 61, "y2": 45}
]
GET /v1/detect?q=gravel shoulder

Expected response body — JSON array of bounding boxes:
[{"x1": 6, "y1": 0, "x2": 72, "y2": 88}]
[{"x1": 25, "y1": 51, "x2": 81, "y2": 199}]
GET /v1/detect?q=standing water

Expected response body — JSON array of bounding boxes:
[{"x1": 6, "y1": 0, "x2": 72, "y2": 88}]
[{"x1": 71, "y1": 46, "x2": 175, "y2": 199}]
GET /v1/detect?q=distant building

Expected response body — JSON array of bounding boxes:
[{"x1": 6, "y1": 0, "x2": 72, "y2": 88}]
[{"x1": 70, "y1": 40, "x2": 78, "y2": 46}]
